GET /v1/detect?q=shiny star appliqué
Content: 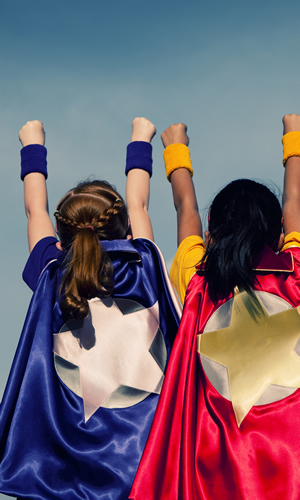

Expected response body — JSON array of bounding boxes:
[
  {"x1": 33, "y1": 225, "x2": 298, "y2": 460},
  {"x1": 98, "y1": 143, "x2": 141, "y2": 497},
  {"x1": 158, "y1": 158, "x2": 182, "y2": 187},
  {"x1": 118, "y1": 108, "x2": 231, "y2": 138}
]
[
  {"x1": 53, "y1": 297, "x2": 166, "y2": 422},
  {"x1": 198, "y1": 290, "x2": 300, "y2": 427}
]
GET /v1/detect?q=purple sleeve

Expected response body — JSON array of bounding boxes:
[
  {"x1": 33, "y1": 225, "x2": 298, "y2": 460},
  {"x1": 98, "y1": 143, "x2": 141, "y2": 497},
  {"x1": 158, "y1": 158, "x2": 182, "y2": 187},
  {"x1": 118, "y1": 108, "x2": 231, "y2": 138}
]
[{"x1": 23, "y1": 237, "x2": 64, "y2": 291}]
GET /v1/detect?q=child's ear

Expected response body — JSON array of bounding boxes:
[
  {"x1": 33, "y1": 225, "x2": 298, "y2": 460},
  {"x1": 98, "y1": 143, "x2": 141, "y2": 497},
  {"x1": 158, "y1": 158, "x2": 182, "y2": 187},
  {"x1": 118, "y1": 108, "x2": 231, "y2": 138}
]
[
  {"x1": 278, "y1": 233, "x2": 285, "y2": 251},
  {"x1": 204, "y1": 231, "x2": 211, "y2": 247},
  {"x1": 56, "y1": 241, "x2": 63, "y2": 252}
]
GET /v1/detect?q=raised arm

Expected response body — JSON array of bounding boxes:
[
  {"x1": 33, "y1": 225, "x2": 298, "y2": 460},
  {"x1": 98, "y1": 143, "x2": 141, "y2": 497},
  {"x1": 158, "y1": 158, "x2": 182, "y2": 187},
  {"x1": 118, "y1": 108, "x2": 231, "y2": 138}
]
[
  {"x1": 19, "y1": 120, "x2": 55, "y2": 252},
  {"x1": 282, "y1": 114, "x2": 300, "y2": 236},
  {"x1": 125, "y1": 117, "x2": 156, "y2": 240},
  {"x1": 161, "y1": 123, "x2": 202, "y2": 246}
]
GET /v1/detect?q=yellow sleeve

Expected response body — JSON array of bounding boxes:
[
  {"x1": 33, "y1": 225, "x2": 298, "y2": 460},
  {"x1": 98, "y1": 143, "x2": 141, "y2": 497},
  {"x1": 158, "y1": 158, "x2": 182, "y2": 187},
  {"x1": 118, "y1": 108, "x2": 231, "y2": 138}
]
[
  {"x1": 170, "y1": 235, "x2": 206, "y2": 304},
  {"x1": 281, "y1": 232, "x2": 300, "y2": 251}
]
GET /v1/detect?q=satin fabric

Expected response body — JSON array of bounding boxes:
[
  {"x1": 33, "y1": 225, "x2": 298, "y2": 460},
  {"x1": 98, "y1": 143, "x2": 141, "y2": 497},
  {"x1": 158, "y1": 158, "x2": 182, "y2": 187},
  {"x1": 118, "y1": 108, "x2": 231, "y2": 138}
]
[
  {"x1": 130, "y1": 246, "x2": 300, "y2": 500},
  {"x1": 0, "y1": 239, "x2": 180, "y2": 500}
]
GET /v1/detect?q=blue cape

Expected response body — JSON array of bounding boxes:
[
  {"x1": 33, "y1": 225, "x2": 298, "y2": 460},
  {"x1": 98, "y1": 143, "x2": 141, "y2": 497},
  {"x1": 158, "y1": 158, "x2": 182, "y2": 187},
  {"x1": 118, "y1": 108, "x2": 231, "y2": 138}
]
[{"x1": 0, "y1": 239, "x2": 180, "y2": 499}]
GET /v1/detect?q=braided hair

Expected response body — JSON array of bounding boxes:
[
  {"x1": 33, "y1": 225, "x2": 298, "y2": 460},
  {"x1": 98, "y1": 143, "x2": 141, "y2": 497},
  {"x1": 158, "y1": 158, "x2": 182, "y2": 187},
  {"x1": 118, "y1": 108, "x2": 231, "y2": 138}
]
[{"x1": 54, "y1": 180, "x2": 128, "y2": 320}]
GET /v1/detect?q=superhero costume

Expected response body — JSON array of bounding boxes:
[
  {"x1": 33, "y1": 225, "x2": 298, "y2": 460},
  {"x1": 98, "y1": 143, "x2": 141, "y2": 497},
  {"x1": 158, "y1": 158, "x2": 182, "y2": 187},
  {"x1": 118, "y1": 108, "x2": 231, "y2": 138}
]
[
  {"x1": 0, "y1": 238, "x2": 180, "y2": 499},
  {"x1": 130, "y1": 236, "x2": 300, "y2": 500}
]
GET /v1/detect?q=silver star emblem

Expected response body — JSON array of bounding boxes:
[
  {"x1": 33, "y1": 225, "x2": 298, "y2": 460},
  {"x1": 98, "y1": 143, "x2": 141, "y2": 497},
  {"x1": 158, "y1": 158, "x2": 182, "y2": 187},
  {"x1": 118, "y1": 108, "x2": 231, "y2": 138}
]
[{"x1": 53, "y1": 297, "x2": 166, "y2": 422}]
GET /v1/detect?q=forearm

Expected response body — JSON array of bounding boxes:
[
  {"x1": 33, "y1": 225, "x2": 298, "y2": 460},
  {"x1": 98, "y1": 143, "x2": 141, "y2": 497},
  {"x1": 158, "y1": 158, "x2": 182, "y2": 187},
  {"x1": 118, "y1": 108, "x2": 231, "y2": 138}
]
[
  {"x1": 281, "y1": 115, "x2": 300, "y2": 235},
  {"x1": 24, "y1": 172, "x2": 55, "y2": 252},
  {"x1": 283, "y1": 157, "x2": 300, "y2": 235},
  {"x1": 161, "y1": 124, "x2": 202, "y2": 246},
  {"x1": 125, "y1": 118, "x2": 156, "y2": 240},
  {"x1": 126, "y1": 169, "x2": 154, "y2": 240},
  {"x1": 170, "y1": 168, "x2": 202, "y2": 245},
  {"x1": 19, "y1": 121, "x2": 55, "y2": 252}
]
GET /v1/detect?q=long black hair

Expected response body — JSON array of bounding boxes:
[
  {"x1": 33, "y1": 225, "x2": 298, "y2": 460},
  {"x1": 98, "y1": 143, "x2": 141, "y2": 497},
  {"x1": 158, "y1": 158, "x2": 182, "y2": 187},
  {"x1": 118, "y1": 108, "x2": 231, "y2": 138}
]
[{"x1": 203, "y1": 179, "x2": 282, "y2": 302}]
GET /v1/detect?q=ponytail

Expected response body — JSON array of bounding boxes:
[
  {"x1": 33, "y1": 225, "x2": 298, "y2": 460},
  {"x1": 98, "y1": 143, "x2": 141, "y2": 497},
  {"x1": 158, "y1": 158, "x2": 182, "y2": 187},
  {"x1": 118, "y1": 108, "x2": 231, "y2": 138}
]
[
  {"x1": 55, "y1": 180, "x2": 128, "y2": 320},
  {"x1": 203, "y1": 180, "x2": 282, "y2": 303},
  {"x1": 59, "y1": 228, "x2": 114, "y2": 319}
]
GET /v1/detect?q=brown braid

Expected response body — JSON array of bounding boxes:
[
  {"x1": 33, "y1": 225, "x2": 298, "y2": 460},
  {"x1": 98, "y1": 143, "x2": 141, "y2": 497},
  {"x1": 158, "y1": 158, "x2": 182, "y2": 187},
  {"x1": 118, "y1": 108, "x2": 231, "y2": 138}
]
[
  {"x1": 54, "y1": 199, "x2": 125, "y2": 230},
  {"x1": 54, "y1": 180, "x2": 128, "y2": 320}
]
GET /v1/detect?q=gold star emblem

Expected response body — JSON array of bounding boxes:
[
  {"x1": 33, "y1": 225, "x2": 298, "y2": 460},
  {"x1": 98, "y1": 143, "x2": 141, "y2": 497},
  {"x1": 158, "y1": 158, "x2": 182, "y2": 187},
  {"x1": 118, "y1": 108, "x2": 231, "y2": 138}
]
[
  {"x1": 197, "y1": 290, "x2": 300, "y2": 427},
  {"x1": 53, "y1": 297, "x2": 166, "y2": 422}
]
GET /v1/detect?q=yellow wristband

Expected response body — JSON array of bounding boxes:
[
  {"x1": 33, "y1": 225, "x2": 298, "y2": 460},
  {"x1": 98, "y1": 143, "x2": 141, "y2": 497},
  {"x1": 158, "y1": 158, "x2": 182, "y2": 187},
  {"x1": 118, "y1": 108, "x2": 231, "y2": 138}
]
[
  {"x1": 282, "y1": 131, "x2": 300, "y2": 166},
  {"x1": 163, "y1": 144, "x2": 193, "y2": 182}
]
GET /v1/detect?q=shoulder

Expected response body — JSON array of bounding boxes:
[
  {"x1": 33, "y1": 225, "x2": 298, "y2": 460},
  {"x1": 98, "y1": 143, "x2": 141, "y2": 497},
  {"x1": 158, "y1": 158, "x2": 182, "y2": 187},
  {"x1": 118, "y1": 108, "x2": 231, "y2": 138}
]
[
  {"x1": 170, "y1": 235, "x2": 206, "y2": 304},
  {"x1": 280, "y1": 232, "x2": 300, "y2": 271},
  {"x1": 281, "y1": 232, "x2": 300, "y2": 252},
  {"x1": 102, "y1": 237, "x2": 182, "y2": 321},
  {"x1": 23, "y1": 236, "x2": 64, "y2": 291}
]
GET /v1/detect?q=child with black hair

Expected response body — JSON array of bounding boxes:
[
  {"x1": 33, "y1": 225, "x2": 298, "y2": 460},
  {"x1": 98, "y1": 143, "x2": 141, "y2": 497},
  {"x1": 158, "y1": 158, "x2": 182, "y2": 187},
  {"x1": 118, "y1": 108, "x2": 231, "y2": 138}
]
[
  {"x1": 130, "y1": 114, "x2": 300, "y2": 499},
  {"x1": 0, "y1": 118, "x2": 181, "y2": 499}
]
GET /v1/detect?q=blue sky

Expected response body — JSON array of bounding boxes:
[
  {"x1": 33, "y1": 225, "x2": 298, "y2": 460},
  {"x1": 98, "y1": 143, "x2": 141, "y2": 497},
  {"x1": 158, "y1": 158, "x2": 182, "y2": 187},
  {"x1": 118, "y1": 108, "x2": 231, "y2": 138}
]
[{"x1": 1, "y1": 1, "x2": 300, "y2": 495}]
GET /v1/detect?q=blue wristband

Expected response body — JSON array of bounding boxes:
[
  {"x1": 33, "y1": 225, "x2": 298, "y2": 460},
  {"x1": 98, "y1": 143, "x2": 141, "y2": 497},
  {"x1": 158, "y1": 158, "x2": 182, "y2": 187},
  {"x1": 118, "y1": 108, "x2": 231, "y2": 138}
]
[
  {"x1": 20, "y1": 144, "x2": 48, "y2": 181},
  {"x1": 125, "y1": 141, "x2": 153, "y2": 177}
]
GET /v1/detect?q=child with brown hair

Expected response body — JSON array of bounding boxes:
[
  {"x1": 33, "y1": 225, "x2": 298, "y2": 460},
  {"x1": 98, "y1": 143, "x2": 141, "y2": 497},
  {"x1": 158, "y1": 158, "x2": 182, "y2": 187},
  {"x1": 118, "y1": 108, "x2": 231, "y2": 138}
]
[{"x1": 0, "y1": 118, "x2": 180, "y2": 499}]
